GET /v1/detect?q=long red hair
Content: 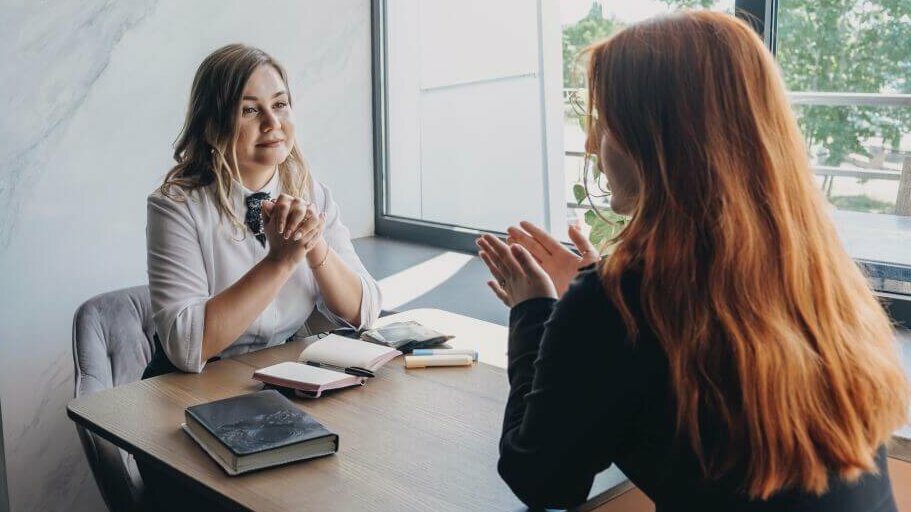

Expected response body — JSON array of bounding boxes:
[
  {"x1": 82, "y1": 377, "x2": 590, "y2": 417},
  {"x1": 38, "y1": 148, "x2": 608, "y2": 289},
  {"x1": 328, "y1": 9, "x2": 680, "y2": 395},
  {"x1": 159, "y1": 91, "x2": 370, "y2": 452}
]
[{"x1": 585, "y1": 11, "x2": 907, "y2": 499}]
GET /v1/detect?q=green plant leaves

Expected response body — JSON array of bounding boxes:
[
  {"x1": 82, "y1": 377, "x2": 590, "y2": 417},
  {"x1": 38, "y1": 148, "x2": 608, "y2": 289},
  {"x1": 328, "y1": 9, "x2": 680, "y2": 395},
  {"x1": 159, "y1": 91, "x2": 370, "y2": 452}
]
[
  {"x1": 573, "y1": 184, "x2": 587, "y2": 204},
  {"x1": 583, "y1": 207, "x2": 628, "y2": 249}
]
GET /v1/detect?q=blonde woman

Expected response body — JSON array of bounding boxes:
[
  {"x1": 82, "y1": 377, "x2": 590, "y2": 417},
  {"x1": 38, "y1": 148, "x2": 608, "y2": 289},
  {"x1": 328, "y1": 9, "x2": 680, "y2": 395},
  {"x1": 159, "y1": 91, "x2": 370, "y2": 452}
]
[
  {"x1": 479, "y1": 12, "x2": 908, "y2": 511},
  {"x1": 144, "y1": 44, "x2": 381, "y2": 377}
]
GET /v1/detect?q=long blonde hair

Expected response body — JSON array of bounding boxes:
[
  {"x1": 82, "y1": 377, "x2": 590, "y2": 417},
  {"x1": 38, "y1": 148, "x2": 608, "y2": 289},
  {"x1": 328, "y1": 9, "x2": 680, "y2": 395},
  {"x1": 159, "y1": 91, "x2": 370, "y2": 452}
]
[
  {"x1": 585, "y1": 11, "x2": 907, "y2": 499},
  {"x1": 160, "y1": 44, "x2": 310, "y2": 233}
]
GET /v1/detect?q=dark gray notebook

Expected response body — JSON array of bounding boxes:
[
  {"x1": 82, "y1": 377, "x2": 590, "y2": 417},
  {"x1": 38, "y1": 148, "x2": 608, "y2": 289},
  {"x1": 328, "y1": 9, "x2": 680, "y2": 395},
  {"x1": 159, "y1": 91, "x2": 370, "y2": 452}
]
[{"x1": 183, "y1": 389, "x2": 337, "y2": 475}]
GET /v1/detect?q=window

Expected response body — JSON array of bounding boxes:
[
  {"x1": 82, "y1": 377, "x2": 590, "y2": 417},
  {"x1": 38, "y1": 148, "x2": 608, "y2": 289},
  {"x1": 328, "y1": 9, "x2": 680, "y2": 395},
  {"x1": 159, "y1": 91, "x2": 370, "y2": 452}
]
[
  {"x1": 377, "y1": 0, "x2": 565, "y2": 251},
  {"x1": 375, "y1": 0, "x2": 734, "y2": 250},
  {"x1": 373, "y1": 0, "x2": 911, "y2": 320},
  {"x1": 774, "y1": 0, "x2": 911, "y2": 306},
  {"x1": 561, "y1": 1, "x2": 735, "y2": 245}
]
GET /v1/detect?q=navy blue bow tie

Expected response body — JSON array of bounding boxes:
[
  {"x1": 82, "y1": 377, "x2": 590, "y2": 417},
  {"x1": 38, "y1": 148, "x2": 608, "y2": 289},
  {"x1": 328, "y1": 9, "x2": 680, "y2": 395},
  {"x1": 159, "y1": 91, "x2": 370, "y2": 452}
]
[{"x1": 244, "y1": 192, "x2": 271, "y2": 247}]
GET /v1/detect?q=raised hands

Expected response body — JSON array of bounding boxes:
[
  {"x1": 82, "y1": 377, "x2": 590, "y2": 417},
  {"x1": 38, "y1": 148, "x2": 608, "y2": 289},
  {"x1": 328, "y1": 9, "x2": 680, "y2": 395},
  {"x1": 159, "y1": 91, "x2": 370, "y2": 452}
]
[
  {"x1": 505, "y1": 222, "x2": 599, "y2": 297},
  {"x1": 476, "y1": 234, "x2": 557, "y2": 308},
  {"x1": 261, "y1": 193, "x2": 326, "y2": 265}
]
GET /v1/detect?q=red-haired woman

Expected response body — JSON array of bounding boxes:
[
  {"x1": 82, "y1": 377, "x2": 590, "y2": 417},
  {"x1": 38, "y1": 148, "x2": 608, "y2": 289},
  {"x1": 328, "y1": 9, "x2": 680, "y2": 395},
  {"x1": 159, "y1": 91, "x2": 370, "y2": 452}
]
[{"x1": 478, "y1": 11, "x2": 907, "y2": 511}]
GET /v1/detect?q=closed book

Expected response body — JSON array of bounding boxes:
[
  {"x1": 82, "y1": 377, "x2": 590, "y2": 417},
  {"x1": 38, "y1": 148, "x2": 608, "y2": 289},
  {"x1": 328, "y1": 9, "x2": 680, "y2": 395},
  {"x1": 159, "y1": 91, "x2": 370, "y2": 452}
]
[
  {"x1": 182, "y1": 389, "x2": 337, "y2": 475},
  {"x1": 253, "y1": 361, "x2": 366, "y2": 398}
]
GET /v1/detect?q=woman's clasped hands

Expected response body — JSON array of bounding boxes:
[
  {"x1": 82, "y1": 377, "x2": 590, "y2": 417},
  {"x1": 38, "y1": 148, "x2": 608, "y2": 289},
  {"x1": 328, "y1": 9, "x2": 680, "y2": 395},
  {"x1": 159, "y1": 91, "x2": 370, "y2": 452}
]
[
  {"x1": 476, "y1": 221, "x2": 600, "y2": 308},
  {"x1": 262, "y1": 193, "x2": 326, "y2": 265}
]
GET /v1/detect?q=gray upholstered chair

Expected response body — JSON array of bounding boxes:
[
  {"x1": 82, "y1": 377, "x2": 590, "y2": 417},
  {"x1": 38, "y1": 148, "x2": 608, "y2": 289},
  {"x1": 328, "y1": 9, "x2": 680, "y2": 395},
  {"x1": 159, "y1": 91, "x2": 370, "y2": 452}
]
[
  {"x1": 71, "y1": 285, "x2": 338, "y2": 511},
  {"x1": 72, "y1": 285, "x2": 156, "y2": 512}
]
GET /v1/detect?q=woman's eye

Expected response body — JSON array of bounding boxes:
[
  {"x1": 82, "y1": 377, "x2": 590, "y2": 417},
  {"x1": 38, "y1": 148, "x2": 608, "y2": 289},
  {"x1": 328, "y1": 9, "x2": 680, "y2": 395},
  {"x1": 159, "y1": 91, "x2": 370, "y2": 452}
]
[
  {"x1": 274, "y1": 102, "x2": 287, "y2": 110},
  {"x1": 242, "y1": 106, "x2": 258, "y2": 115}
]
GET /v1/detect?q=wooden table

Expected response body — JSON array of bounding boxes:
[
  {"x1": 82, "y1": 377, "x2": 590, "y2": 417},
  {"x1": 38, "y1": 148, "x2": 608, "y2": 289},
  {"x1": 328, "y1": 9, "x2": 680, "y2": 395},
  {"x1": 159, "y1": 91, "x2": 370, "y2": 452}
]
[{"x1": 68, "y1": 309, "x2": 629, "y2": 511}]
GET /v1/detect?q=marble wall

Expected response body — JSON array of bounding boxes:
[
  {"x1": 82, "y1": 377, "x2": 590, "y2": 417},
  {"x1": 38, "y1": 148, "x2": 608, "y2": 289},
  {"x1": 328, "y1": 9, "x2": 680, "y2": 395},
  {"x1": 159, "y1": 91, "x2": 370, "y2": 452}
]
[{"x1": 0, "y1": 1, "x2": 374, "y2": 510}]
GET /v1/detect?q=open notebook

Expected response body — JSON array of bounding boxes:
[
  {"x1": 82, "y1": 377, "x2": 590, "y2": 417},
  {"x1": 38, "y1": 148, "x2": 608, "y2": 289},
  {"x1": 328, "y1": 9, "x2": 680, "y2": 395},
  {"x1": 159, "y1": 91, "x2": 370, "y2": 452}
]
[
  {"x1": 253, "y1": 334, "x2": 401, "y2": 398},
  {"x1": 297, "y1": 334, "x2": 402, "y2": 373}
]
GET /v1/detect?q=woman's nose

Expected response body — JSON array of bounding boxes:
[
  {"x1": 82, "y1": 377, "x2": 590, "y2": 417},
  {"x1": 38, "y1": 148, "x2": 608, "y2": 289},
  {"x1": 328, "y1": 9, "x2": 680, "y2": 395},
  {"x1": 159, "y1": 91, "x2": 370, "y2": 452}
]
[{"x1": 261, "y1": 110, "x2": 281, "y2": 132}]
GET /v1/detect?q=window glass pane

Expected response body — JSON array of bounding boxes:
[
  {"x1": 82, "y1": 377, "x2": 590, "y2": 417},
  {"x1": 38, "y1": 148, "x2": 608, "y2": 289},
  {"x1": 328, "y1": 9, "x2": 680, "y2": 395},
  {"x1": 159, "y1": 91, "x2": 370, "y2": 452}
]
[
  {"x1": 385, "y1": 0, "x2": 550, "y2": 232},
  {"x1": 561, "y1": 1, "x2": 735, "y2": 243},
  {"x1": 777, "y1": 2, "x2": 911, "y2": 95},
  {"x1": 778, "y1": 1, "x2": 911, "y2": 272}
]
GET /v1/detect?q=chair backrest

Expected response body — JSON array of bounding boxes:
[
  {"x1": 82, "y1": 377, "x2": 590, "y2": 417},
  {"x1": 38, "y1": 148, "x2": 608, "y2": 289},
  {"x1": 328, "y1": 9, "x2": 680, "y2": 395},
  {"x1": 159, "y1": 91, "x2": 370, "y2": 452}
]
[{"x1": 72, "y1": 285, "x2": 156, "y2": 512}]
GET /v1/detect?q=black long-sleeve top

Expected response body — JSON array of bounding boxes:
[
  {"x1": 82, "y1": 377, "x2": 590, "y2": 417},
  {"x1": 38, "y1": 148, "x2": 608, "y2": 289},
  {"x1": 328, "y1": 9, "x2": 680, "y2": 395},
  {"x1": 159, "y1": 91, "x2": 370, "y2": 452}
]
[{"x1": 498, "y1": 265, "x2": 896, "y2": 511}]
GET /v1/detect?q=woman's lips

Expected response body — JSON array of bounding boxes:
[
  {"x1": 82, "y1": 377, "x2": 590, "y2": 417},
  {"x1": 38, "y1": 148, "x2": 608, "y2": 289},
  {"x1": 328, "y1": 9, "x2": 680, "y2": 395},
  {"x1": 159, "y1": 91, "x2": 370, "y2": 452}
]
[{"x1": 256, "y1": 140, "x2": 283, "y2": 148}]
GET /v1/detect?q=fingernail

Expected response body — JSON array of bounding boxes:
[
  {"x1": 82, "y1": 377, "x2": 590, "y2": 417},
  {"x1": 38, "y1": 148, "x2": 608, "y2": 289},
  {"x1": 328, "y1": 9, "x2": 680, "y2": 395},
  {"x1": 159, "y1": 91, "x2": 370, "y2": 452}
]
[{"x1": 293, "y1": 232, "x2": 303, "y2": 241}]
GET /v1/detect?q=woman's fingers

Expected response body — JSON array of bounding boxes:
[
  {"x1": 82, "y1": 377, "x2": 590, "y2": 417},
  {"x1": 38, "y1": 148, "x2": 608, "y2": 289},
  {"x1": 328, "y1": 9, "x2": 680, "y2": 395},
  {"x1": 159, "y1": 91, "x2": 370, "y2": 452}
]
[
  {"x1": 287, "y1": 204, "x2": 318, "y2": 241},
  {"x1": 481, "y1": 234, "x2": 521, "y2": 278},
  {"x1": 476, "y1": 237, "x2": 505, "y2": 275},
  {"x1": 510, "y1": 243, "x2": 549, "y2": 281},
  {"x1": 476, "y1": 237, "x2": 496, "y2": 258},
  {"x1": 478, "y1": 250, "x2": 506, "y2": 285},
  {"x1": 568, "y1": 224, "x2": 599, "y2": 265},
  {"x1": 295, "y1": 213, "x2": 325, "y2": 245},
  {"x1": 283, "y1": 200, "x2": 307, "y2": 240},
  {"x1": 261, "y1": 200, "x2": 275, "y2": 224},
  {"x1": 272, "y1": 194, "x2": 294, "y2": 234},
  {"x1": 477, "y1": 239, "x2": 510, "y2": 286},
  {"x1": 506, "y1": 226, "x2": 547, "y2": 263},
  {"x1": 518, "y1": 221, "x2": 564, "y2": 254},
  {"x1": 487, "y1": 280, "x2": 510, "y2": 306},
  {"x1": 262, "y1": 196, "x2": 325, "y2": 248}
]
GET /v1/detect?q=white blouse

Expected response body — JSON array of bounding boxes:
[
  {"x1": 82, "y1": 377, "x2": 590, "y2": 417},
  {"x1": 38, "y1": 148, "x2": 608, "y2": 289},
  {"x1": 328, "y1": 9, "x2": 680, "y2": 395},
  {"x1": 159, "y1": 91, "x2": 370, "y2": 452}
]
[{"x1": 146, "y1": 171, "x2": 381, "y2": 373}]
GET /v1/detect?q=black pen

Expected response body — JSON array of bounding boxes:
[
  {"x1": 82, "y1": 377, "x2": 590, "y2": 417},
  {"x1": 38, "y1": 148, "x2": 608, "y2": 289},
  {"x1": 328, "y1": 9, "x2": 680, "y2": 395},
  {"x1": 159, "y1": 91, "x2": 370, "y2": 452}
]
[{"x1": 305, "y1": 361, "x2": 375, "y2": 378}]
